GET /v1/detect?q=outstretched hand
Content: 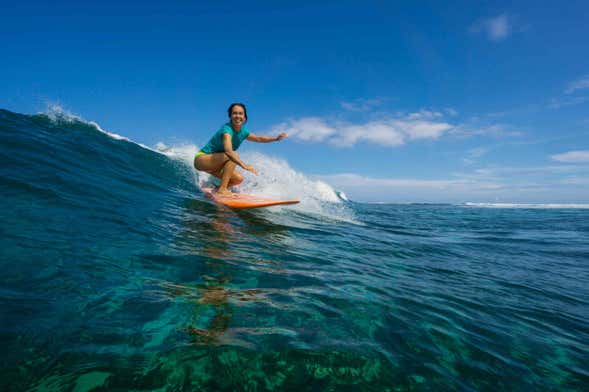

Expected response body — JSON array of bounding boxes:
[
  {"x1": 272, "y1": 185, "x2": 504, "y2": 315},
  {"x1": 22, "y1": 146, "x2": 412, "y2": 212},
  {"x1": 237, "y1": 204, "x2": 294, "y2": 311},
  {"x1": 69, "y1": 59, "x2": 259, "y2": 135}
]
[
  {"x1": 275, "y1": 132, "x2": 288, "y2": 141},
  {"x1": 244, "y1": 164, "x2": 259, "y2": 176}
]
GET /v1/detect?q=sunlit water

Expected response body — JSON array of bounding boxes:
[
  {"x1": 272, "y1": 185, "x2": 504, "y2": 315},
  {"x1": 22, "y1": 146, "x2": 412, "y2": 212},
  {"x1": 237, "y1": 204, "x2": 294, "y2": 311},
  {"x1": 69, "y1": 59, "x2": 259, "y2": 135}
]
[{"x1": 1, "y1": 108, "x2": 588, "y2": 391}]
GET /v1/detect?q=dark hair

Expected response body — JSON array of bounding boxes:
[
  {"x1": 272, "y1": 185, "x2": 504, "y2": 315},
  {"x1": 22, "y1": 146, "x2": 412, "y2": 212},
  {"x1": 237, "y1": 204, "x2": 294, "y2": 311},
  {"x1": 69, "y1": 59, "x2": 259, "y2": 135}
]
[{"x1": 227, "y1": 103, "x2": 248, "y2": 122}]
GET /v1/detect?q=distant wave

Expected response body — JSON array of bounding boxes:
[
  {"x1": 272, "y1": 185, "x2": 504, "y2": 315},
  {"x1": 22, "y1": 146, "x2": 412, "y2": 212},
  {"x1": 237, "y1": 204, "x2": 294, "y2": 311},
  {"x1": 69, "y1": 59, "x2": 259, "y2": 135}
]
[{"x1": 463, "y1": 202, "x2": 589, "y2": 209}]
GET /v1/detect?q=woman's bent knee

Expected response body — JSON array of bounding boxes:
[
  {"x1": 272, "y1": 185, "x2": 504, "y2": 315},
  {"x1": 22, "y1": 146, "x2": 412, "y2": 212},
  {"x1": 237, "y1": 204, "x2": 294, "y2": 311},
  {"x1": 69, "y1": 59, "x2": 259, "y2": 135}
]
[{"x1": 230, "y1": 172, "x2": 243, "y2": 185}]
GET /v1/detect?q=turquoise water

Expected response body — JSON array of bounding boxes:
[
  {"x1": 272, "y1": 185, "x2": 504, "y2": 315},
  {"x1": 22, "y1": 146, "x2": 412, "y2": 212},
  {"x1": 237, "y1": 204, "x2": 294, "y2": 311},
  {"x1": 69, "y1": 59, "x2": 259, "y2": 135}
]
[{"x1": 1, "y1": 108, "x2": 588, "y2": 391}]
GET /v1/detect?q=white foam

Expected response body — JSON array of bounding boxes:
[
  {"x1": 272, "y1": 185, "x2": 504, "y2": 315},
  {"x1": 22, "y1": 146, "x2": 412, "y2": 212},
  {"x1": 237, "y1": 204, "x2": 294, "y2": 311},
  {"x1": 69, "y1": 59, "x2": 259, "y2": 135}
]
[
  {"x1": 154, "y1": 142, "x2": 200, "y2": 169},
  {"x1": 236, "y1": 152, "x2": 356, "y2": 222},
  {"x1": 153, "y1": 142, "x2": 205, "y2": 189},
  {"x1": 463, "y1": 202, "x2": 589, "y2": 209}
]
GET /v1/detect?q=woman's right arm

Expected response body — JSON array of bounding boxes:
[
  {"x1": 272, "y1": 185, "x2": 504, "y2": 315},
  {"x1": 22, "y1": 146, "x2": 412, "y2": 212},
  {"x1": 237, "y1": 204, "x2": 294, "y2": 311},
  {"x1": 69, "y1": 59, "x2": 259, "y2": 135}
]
[{"x1": 222, "y1": 134, "x2": 258, "y2": 175}]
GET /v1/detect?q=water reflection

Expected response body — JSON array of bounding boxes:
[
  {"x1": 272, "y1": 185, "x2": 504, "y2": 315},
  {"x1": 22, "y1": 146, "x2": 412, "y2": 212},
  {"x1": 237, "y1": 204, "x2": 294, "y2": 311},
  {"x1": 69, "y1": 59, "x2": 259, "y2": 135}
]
[{"x1": 175, "y1": 198, "x2": 294, "y2": 346}]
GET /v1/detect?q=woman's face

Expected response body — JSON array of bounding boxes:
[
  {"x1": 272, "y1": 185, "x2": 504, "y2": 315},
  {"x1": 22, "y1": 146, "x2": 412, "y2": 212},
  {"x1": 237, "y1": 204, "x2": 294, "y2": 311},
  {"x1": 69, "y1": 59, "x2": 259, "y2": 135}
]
[{"x1": 230, "y1": 105, "x2": 246, "y2": 128}]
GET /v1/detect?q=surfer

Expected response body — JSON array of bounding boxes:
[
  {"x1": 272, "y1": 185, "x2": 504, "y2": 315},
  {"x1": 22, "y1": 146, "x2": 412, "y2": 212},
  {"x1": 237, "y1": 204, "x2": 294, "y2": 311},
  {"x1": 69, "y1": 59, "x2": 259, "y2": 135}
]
[{"x1": 194, "y1": 103, "x2": 288, "y2": 195}]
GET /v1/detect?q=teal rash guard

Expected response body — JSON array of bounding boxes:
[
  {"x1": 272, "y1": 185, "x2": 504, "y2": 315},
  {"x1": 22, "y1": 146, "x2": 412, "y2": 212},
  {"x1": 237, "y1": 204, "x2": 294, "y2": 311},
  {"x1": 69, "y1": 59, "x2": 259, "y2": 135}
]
[{"x1": 200, "y1": 123, "x2": 251, "y2": 154}]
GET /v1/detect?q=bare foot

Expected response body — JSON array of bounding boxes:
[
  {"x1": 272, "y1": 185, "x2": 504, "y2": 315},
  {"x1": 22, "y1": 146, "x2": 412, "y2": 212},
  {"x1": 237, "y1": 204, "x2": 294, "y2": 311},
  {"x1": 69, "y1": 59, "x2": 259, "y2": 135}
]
[{"x1": 215, "y1": 188, "x2": 233, "y2": 197}]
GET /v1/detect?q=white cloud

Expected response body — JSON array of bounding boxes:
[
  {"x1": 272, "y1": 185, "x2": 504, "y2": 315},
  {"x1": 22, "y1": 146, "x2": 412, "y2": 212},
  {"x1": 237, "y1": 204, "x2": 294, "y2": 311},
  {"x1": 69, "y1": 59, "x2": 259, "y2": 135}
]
[
  {"x1": 274, "y1": 109, "x2": 524, "y2": 148},
  {"x1": 548, "y1": 96, "x2": 588, "y2": 109},
  {"x1": 548, "y1": 74, "x2": 589, "y2": 109},
  {"x1": 451, "y1": 123, "x2": 523, "y2": 137},
  {"x1": 565, "y1": 75, "x2": 589, "y2": 95},
  {"x1": 463, "y1": 147, "x2": 488, "y2": 165},
  {"x1": 274, "y1": 116, "x2": 453, "y2": 148},
  {"x1": 334, "y1": 121, "x2": 406, "y2": 147},
  {"x1": 471, "y1": 14, "x2": 512, "y2": 42},
  {"x1": 340, "y1": 98, "x2": 384, "y2": 112},
  {"x1": 406, "y1": 109, "x2": 443, "y2": 120},
  {"x1": 400, "y1": 120, "x2": 451, "y2": 140},
  {"x1": 551, "y1": 150, "x2": 589, "y2": 163},
  {"x1": 466, "y1": 164, "x2": 589, "y2": 176},
  {"x1": 274, "y1": 117, "x2": 336, "y2": 142}
]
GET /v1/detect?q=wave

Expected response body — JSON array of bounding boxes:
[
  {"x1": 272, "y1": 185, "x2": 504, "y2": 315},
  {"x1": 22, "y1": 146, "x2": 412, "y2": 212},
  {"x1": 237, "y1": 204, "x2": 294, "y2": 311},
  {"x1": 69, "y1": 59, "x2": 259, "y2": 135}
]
[
  {"x1": 43, "y1": 104, "x2": 158, "y2": 152},
  {"x1": 463, "y1": 202, "x2": 589, "y2": 209},
  {"x1": 1, "y1": 107, "x2": 352, "y2": 223}
]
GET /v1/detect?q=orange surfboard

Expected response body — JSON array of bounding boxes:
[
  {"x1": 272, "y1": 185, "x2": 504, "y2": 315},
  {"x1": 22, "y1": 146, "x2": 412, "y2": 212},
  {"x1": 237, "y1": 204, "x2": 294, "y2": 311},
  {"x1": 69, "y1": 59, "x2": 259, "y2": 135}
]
[{"x1": 201, "y1": 186, "x2": 300, "y2": 209}]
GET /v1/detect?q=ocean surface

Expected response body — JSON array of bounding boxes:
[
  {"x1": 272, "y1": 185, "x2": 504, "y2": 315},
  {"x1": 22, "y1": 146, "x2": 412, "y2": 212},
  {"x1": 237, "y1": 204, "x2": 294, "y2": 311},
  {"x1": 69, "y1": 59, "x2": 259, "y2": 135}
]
[{"x1": 1, "y1": 108, "x2": 588, "y2": 391}]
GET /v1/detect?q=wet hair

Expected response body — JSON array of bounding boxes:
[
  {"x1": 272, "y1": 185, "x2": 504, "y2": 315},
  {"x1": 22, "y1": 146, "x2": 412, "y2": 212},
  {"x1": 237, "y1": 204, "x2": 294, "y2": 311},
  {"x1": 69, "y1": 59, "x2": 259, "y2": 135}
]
[{"x1": 227, "y1": 103, "x2": 248, "y2": 122}]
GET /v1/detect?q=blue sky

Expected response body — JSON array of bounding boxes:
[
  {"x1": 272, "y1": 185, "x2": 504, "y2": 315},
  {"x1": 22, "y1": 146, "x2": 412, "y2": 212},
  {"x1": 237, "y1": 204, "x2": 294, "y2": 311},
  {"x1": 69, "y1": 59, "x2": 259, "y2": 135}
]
[{"x1": 2, "y1": 0, "x2": 589, "y2": 202}]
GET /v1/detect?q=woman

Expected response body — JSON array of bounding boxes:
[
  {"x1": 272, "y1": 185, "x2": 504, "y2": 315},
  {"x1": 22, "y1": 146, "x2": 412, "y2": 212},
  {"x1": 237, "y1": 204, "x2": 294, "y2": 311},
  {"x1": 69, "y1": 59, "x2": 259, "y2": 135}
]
[{"x1": 194, "y1": 103, "x2": 288, "y2": 195}]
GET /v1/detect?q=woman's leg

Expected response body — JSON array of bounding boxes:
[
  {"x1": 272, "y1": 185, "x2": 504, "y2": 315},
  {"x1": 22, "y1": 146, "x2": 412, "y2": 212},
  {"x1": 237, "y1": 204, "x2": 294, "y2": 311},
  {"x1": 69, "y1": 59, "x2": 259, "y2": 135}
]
[
  {"x1": 195, "y1": 153, "x2": 244, "y2": 191},
  {"x1": 217, "y1": 160, "x2": 236, "y2": 194},
  {"x1": 195, "y1": 152, "x2": 229, "y2": 172}
]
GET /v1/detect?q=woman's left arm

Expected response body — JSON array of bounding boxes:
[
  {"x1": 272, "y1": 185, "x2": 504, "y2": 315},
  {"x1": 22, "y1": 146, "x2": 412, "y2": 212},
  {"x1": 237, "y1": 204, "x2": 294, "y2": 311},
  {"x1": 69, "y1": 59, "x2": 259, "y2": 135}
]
[{"x1": 247, "y1": 133, "x2": 288, "y2": 143}]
